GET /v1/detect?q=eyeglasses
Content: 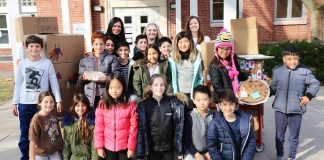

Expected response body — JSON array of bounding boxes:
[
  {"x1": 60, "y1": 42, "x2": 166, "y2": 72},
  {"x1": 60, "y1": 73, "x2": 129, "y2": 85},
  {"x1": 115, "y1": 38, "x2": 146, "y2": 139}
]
[{"x1": 218, "y1": 48, "x2": 231, "y2": 53}]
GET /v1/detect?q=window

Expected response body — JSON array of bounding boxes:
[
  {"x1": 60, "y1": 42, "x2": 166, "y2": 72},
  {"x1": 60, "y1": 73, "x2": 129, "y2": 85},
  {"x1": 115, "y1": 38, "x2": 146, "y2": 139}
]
[
  {"x1": 21, "y1": 0, "x2": 36, "y2": 13},
  {"x1": 0, "y1": 14, "x2": 9, "y2": 44},
  {"x1": 21, "y1": 0, "x2": 36, "y2": 6},
  {"x1": 275, "y1": 0, "x2": 306, "y2": 25},
  {"x1": 0, "y1": 0, "x2": 6, "y2": 7},
  {"x1": 211, "y1": 0, "x2": 224, "y2": 22}
]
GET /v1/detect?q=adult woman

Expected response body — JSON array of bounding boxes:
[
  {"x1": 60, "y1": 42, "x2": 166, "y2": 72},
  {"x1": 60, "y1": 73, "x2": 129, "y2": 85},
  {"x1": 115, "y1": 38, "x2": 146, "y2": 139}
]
[
  {"x1": 142, "y1": 23, "x2": 163, "y2": 47},
  {"x1": 105, "y1": 17, "x2": 126, "y2": 43},
  {"x1": 185, "y1": 16, "x2": 210, "y2": 52}
]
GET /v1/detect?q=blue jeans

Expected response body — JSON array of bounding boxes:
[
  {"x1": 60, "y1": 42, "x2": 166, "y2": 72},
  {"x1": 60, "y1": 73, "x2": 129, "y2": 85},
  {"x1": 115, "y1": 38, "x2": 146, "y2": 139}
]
[
  {"x1": 275, "y1": 111, "x2": 302, "y2": 159},
  {"x1": 18, "y1": 104, "x2": 39, "y2": 160}
]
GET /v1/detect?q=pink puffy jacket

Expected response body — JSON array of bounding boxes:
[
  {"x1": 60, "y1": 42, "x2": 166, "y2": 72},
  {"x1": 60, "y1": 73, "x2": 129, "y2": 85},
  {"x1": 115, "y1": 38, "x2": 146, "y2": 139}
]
[{"x1": 94, "y1": 101, "x2": 138, "y2": 152}]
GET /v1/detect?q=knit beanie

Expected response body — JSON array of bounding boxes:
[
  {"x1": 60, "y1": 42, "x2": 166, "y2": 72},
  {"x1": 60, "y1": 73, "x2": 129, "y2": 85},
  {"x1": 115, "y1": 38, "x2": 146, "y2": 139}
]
[{"x1": 214, "y1": 28, "x2": 233, "y2": 52}]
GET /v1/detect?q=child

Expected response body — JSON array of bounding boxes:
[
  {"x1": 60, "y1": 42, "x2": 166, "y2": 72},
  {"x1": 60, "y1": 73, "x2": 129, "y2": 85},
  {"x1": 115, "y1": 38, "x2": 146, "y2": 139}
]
[
  {"x1": 78, "y1": 31, "x2": 120, "y2": 108},
  {"x1": 136, "y1": 74, "x2": 186, "y2": 160},
  {"x1": 132, "y1": 34, "x2": 148, "y2": 61},
  {"x1": 94, "y1": 73, "x2": 138, "y2": 160},
  {"x1": 116, "y1": 41, "x2": 135, "y2": 95},
  {"x1": 169, "y1": 31, "x2": 203, "y2": 112},
  {"x1": 12, "y1": 35, "x2": 62, "y2": 160},
  {"x1": 208, "y1": 28, "x2": 248, "y2": 104},
  {"x1": 207, "y1": 89, "x2": 256, "y2": 160},
  {"x1": 158, "y1": 36, "x2": 172, "y2": 60},
  {"x1": 62, "y1": 93, "x2": 98, "y2": 160},
  {"x1": 133, "y1": 45, "x2": 173, "y2": 99},
  {"x1": 29, "y1": 91, "x2": 63, "y2": 160},
  {"x1": 184, "y1": 85, "x2": 213, "y2": 160},
  {"x1": 270, "y1": 46, "x2": 320, "y2": 160},
  {"x1": 105, "y1": 36, "x2": 118, "y2": 57}
]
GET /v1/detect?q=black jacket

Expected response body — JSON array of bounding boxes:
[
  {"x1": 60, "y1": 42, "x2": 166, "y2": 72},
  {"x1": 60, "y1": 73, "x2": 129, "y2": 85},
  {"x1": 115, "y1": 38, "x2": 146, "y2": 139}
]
[
  {"x1": 136, "y1": 93, "x2": 186, "y2": 158},
  {"x1": 208, "y1": 55, "x2": 247, "y2": 103}
]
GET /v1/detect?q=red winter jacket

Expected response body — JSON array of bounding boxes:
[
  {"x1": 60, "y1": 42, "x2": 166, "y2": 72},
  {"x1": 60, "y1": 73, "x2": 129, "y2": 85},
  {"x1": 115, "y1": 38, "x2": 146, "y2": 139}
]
[{"x1": 94, "y1": 101, "x2": 138, "y2": 152}]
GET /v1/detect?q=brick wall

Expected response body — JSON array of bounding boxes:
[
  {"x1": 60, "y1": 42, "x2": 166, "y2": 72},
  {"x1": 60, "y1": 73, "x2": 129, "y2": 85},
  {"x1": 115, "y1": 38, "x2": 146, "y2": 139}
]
[
  {"x1": 91, "y1": 0, "x2": 106, "y2": 32},
  {"x1": 0, "y1": 49, "x2": 12, "y2": 55},
  {"x1": 36, "y1": 0, "x2": 63, "y2": 33},
  {"x1": 243, "y1": 0, "x2": 311, "y2": 43}
]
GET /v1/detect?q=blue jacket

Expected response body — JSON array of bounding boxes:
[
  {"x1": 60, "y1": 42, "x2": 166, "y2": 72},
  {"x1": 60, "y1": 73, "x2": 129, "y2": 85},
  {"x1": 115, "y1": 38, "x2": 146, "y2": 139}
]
[
  {"x1": 136, "y1": 93, "x2": 186, "y2": 158},
  {"x1": 270, "y1": 64, "x2": 320, "y2": 114},
  {"x1": 207, "y1": 110, "x2": 256, "y2": 160}
]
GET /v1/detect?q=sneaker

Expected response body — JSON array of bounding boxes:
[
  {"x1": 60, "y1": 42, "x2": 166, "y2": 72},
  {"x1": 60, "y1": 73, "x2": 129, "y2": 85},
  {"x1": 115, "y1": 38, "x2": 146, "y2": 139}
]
[
  {"x1": 275, "y1": 156, "x2": 284, "y2": 160},
  {"x1": 288, "y1": 158, "x2": 296, "y2": 160}
]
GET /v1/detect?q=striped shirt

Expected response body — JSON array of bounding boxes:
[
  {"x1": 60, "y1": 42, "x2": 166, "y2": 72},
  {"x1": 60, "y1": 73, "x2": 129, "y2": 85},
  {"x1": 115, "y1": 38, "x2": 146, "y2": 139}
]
[{"x1": 119, "y1": 60, "x2": 130, "y2": 87}]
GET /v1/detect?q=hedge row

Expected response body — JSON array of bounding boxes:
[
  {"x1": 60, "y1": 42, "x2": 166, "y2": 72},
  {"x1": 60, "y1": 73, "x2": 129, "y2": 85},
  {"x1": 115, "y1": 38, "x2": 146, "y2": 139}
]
[{"x1": 259, "y1": 40, "x2": 324, "y2": 83}]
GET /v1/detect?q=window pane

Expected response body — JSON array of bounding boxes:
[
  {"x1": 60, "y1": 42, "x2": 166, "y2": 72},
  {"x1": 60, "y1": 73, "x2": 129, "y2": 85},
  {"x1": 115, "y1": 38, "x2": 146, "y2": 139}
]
[
  {"x1": 213, "y1": 2, "x2": 223, "y2": 20},
  {"x1": 292, "y1": 0, "x2": 302, "y2": 17},
  {"x1": 0, "y1": 15, "x2": 7, "y2": 28},
  {"x1": 0, "y1": 30, "x2": 9, "y2": 44},
  {"x1": 141, "y1": 27, "x2": 145, "y2": 33},
  {"x1": 124, "y1": 16, "x2": 132, "y2": 24},
  {"x1": 141, "y1": 16, "x2": 148, "y2": 23},
  {"x1": 276, "y1": 0, "x2": 288, "y2": 18}
]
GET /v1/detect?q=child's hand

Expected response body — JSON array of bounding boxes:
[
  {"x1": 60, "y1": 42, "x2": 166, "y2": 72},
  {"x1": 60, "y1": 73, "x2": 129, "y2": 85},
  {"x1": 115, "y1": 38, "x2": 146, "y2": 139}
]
[
  {"x1": 12, "y1": 105, "x2": 18, "y2": 116},
  {"x1": 204, "y1": 152, "x2": 211, "y2": 160},
  {"x1": 97, "y1": 148, "x2": 106, "y2": 158},
  {"x1": 194, "y1": 152, "x2": 204, "y2": 160},
  {"x1": 299, "y1": 96, "x2": 310, "y2": 107},
  {"x1": 127, "y1": 150, "x2": 135, "y2": 158},
  {"x1": 81, "y1": 74, "x2": 88, "y2": 80},
  {"x1": 56, "y1": 102, "x2": 62, "y2": 113}
]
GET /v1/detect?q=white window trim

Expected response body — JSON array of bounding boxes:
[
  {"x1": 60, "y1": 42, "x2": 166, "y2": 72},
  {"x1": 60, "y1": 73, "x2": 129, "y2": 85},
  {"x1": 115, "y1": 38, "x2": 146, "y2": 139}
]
[
  {"x1": 0, "y1": 6, "x2": 7, "y2": 13},
  {"x1": 0, "y1": 14, "x2": 11, "y2": 48},
  {"x1": 210, "y1": 0, "x2": 224, "y2": 23},
  {"x1": 274, "y1": 0, "x2": 307, "y2": 25},
  {"x1": 210, "y1": 0, "x2": 224, "y2": 28},
  {"x1": 21, "y1": 6, "x2": 36, "y2": 13}
]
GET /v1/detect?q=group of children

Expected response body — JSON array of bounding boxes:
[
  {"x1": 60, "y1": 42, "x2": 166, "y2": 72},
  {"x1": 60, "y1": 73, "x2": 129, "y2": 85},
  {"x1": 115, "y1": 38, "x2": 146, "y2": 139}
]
[{"x1": 12, "y1": 15, "x2": 320, "y2": 160}]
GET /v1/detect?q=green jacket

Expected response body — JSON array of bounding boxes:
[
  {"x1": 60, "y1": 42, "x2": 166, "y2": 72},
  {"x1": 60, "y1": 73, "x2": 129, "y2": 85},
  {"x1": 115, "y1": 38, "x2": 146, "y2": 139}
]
[
  {"x1": 169, "y1": 51, "x2": 203, "y2": 99},
  {"x1": 62, "y1": 111, "x2": 98, "y2": 160},
  {"x1": 133, "y1": 59, "x2": 173, "y2": 99}
]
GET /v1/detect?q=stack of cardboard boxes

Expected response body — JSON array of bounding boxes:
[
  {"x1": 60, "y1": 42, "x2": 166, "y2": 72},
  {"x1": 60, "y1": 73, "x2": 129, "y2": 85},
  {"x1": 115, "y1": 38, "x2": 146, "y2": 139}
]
[{"x1": 15, "y1": 16, "x2": 85, "y2": 114}]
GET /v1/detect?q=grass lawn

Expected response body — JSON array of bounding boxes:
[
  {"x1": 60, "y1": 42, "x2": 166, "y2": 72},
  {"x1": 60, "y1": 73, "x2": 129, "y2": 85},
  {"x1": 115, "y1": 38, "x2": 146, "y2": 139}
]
[{"x1": 0, "y1": 77, "x2": 14, "y2": 105}]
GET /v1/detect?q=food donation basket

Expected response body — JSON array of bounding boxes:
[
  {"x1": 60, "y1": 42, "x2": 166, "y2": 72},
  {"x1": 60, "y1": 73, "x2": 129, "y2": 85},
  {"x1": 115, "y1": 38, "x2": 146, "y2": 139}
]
[{"x1": 236, "y1": 54, "x2": 274, "y2": 152}]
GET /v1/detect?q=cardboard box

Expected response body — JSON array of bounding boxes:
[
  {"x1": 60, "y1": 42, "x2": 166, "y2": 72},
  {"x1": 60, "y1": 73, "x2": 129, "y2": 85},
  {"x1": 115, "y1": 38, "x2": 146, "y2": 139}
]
[
  {"x1": 52, "y1": 62, "x2": 82, "y2": 116},
  {"x1": 200, "y1": 40, "x2": 216, "y2": 84},
  {"x1": 230, "y1": 17, "x2": 259, "y2": 55},
  {"x1": 15, "y1": 17, "x2": 59, "y2": 42},
  {"x1": 53, "y1": 62, "x2": 80, "y2": 91},
  {"x1": 24, "y1": 34, "x2": 85, "y2": 63}
]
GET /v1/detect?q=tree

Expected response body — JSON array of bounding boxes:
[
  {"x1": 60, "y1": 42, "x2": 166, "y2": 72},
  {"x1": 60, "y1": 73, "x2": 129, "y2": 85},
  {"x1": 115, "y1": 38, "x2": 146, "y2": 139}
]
[{"x1": 302, "y1": 0, "x2": 324, "y2": 41}]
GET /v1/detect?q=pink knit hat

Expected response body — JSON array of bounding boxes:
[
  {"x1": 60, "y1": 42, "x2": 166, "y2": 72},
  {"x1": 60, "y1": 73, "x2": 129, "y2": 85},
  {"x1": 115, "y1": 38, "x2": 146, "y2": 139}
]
[{"x1": 214, "y1": 28, "x2": 234, "y2": 53}]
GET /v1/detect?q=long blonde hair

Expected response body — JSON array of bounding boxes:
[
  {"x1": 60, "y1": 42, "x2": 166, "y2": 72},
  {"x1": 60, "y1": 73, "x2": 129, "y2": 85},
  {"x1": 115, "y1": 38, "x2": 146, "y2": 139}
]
[{"x1": 172, "y1": 31, "x2": 197, "y2": 64}]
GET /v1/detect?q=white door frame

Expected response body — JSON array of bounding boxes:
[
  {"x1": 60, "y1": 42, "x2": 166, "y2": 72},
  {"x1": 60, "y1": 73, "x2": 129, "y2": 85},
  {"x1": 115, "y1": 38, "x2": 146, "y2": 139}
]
[{"x1": 105, "y1": 0, "x2": 168, "y2": 36}]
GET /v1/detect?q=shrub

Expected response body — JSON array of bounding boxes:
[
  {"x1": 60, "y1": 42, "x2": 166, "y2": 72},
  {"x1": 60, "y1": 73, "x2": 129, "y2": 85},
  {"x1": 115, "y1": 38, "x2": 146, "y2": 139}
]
[{"x1": 259, "y1": 40, "x2": 324, "y2": 83}]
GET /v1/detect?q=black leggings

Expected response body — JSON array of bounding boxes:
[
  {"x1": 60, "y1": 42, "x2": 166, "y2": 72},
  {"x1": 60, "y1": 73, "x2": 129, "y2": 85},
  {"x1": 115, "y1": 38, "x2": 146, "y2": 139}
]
[
  {"x1": 148, "y1": 150, "x2": 174, "y2": 160},
  {"x1": 105, "y1": 149, "x2": 130, "y2": 160}
]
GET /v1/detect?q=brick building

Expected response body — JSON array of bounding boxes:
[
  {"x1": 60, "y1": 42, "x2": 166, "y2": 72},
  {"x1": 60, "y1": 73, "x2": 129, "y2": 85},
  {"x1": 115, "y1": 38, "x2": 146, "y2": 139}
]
[{"x1": 1, "y1": 0, "x2": 324, "y2": 71}]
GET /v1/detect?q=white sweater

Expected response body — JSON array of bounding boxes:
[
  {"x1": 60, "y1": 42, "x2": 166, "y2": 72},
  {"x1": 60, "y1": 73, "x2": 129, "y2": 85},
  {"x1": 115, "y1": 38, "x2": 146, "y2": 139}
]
[{"x1": 12, "y1": 58, "x2": 62, "y2": 104}]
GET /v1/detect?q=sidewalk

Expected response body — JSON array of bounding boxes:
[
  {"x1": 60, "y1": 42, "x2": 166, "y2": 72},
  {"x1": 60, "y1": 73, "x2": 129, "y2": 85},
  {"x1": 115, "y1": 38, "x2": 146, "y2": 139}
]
[
  {"x1": 0, "y1": 100, "x2": 20, "y2": 160},
  {"x1": 0, "y1": 87, "x2": 323, "y2": 160}
]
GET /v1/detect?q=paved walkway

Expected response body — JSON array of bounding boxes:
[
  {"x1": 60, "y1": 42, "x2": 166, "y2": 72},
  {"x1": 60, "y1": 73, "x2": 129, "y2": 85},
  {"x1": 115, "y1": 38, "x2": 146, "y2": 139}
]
[{"x1": 0, "y1": 86, "x2": 323, "y2": 160}]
